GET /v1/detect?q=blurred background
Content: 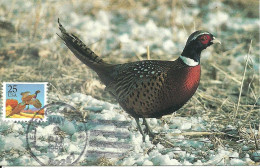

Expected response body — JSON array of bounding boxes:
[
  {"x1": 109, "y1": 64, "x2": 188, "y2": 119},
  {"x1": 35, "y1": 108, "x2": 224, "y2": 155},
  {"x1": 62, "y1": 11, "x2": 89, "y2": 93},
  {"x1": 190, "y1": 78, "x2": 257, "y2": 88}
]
[{"x1": 0, "y1": 0, "x2": 259, "y2": 165}]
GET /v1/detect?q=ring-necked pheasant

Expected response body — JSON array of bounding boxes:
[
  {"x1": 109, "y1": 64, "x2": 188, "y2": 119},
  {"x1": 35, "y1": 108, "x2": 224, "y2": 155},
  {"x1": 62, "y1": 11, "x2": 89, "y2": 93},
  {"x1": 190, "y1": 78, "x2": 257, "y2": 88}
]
[
  {"x1": 58, "y1": 19, "x2": 221, "y2": 140},
  {"x1": 8, "y1": 90, "x2": 42, "y2": 117},
  {"x1": 21, "y1": 90, "x2": 41, "y2": 110}
]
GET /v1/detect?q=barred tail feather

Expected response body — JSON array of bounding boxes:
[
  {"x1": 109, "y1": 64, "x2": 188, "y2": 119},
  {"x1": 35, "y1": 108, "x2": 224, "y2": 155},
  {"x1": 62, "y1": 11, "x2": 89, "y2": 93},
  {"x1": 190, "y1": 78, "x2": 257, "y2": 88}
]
[{"x1": 58, "y1": 19, "x2": 107, "y2": 71}]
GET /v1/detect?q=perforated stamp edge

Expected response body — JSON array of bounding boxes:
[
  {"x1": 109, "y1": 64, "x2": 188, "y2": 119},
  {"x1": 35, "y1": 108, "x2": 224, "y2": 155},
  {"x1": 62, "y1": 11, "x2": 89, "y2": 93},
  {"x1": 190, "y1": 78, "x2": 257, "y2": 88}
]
[{"x1": 2, "y1": 82, "x2": 48, "y2": 122}]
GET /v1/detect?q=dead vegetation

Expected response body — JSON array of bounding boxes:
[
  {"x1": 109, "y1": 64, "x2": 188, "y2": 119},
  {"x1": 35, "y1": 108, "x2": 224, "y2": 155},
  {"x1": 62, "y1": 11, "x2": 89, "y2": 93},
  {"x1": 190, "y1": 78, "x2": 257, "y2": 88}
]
[{"x1": 0, "y1": 0, "x2": 259, "y2": 164}]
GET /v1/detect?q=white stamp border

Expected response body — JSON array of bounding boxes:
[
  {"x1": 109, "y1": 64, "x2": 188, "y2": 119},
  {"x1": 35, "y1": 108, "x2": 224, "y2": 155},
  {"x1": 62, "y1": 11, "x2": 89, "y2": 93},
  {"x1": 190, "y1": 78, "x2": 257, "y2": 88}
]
[{"x1": 2, "y1": 82, "x2": 48, "y2": 122}]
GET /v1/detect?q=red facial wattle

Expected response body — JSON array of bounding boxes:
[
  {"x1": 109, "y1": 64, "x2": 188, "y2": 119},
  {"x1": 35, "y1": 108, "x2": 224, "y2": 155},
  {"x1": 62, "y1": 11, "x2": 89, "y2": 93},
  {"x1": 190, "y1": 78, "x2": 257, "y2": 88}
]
[{"x1": 199, "y1": 34, "x2": 211, "y2": 45}]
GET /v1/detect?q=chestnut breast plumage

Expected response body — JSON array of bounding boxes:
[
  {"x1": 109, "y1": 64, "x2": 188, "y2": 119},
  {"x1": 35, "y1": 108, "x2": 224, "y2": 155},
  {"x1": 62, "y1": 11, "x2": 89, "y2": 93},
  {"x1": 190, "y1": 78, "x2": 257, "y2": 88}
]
[{"x1": 166, "y1": 64, "x2": 201, "y2": 106}]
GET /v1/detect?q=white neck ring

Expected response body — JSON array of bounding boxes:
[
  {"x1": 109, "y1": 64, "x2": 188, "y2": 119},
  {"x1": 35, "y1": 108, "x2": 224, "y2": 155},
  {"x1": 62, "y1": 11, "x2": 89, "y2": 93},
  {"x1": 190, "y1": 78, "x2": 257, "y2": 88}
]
[{"x1": 180, "y1": 56, "x2": 199, "y2": 66}]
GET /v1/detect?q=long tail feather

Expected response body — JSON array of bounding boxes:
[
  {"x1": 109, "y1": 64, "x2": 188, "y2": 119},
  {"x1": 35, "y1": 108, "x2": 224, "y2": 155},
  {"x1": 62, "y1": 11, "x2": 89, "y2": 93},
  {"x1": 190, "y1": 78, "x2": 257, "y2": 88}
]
[{"x1": 57, "y1": 18, "x2": 107, "y2": 71}]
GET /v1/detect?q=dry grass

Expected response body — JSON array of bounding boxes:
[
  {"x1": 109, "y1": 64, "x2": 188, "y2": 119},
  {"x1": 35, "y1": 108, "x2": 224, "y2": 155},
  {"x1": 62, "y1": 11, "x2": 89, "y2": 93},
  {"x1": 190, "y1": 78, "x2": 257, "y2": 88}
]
[{"x1": 0, "y1": 0, "x2": 259, "y2": 162}]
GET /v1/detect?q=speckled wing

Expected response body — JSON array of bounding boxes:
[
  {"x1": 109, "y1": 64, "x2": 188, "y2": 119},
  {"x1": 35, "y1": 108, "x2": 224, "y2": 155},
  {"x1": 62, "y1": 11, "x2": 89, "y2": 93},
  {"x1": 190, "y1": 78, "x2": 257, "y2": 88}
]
[
  {"x1": 30, "y1": 99, "x2": 42, "y2": 109},
  {"x1": 106, "y1": 59, "x2": 185, "y2": 101},
  {"x1": 21, "y1": 92, "x2": 30, "y2": 102}
]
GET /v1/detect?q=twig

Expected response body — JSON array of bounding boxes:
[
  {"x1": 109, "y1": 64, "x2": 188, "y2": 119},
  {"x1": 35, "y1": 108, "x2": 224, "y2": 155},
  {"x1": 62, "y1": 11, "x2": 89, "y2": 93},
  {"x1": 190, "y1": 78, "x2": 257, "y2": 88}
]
[
  {"x1": 210, "y1": 63, "x2": 241, "y2": 84},
  {"x1": 243, "y1": 97, "x2": 260, "y2": 124},
  {"x1": 154, "y1": 135, "x2": 175, "y2": 148},
  {"x1": 147, "y1": 45, "x2": 150, "y2": 60},
  {"x1": 217, "y1": 97, "x2": 229, "y2": 112},
  {"x1": 222, "y1": 43, "x2": 245, "y2": 57},
  {"x1": 250, "y1": 124, "x2": 259, "y2": 150},
  {"x1": 193, "y1": 21, "x2": 196, "y2": 32},
  {"x1": 7, "y1": 0, "x2": 16, "y2": 19},
  {"x1": 234, "y1": 40, "x2": 253, "y2": 119},
  {"x1": 197, "y1": 92, "x2": 234, "y2": 107},
  {"x1": 167, "y1": 131, "x2": 226, "y2": 137},
  {"x1": 135, "y1": 54, "x2": 143, "y2": 61},
  {"x1": 153, "y1": 131, "x2": 229, "y2": 149},
  {"x1": 170, "y1": 0, "x2": 177, "y2": 35},
  {"x1": 32, "y1": 1, "x2": 42, "y2": 40}
]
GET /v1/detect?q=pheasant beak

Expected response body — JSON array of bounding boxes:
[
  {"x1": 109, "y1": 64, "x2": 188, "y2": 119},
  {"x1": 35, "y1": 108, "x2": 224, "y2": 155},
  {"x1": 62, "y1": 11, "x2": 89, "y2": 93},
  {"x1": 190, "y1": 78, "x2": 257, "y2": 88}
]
[{"x1": 211, "y1": 37, "x2": 221, "y2": 44}]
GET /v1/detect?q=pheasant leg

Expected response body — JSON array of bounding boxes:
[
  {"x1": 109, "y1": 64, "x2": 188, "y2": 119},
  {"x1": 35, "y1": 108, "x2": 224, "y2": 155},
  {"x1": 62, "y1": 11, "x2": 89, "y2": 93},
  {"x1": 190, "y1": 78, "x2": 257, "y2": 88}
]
[
  {"x1": 135, "y1": 118, "x2": 145, "y2": 141},
  {"x1": 143, "y1": 118, "x2": 156, "y2": 138}
]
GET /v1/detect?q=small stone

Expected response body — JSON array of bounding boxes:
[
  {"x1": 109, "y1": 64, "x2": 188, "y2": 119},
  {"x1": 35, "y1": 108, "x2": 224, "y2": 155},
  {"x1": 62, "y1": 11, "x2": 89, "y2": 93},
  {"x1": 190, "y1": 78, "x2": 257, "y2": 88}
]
[{"x1": 251, "y1": 151, "x2": 260, "y2": 162}]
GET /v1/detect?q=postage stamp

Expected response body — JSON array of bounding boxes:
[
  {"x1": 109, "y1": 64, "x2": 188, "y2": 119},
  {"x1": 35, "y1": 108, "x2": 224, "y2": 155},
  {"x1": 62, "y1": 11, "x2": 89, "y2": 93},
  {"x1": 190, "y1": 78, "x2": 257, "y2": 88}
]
[{"x1": 2, "y1": 82, "x2": 48, "y2": 121}]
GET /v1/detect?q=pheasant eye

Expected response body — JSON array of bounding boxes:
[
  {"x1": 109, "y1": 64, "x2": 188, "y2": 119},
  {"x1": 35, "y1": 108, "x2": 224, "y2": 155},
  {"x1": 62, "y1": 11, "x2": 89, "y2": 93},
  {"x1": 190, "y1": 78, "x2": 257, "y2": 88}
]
[{"x1": 199, "y1": 34, "x2": 211, "y2": 44}]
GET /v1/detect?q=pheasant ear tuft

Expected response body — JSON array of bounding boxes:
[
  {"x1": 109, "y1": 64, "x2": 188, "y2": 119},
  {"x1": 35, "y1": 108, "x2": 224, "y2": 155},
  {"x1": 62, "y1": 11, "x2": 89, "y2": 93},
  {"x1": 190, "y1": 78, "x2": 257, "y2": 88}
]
[{"x1": 186, "y1": 30, "x2": 211, "y2": 44}]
